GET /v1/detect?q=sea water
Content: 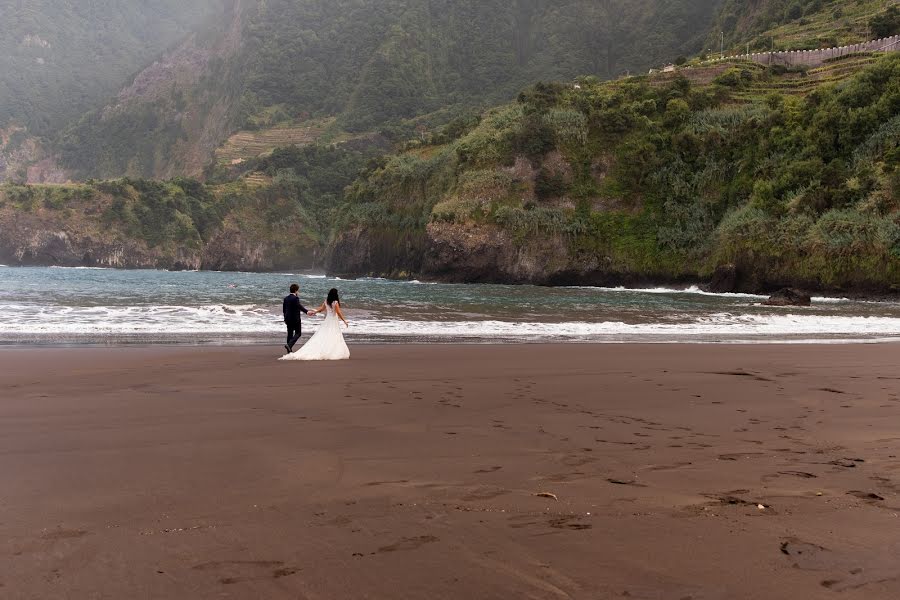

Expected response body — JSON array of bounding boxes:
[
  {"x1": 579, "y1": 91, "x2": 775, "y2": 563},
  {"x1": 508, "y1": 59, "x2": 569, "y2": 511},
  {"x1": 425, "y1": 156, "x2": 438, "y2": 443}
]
[{"x1": 1, "y1": 266, "x2": 899, "y2": 345}]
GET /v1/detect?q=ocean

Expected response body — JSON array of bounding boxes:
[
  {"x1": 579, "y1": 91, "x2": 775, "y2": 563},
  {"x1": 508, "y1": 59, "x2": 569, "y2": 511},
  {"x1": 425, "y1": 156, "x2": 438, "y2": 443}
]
[{"x1": 1, "y1": 266, "x2": 899, "y2": 345}]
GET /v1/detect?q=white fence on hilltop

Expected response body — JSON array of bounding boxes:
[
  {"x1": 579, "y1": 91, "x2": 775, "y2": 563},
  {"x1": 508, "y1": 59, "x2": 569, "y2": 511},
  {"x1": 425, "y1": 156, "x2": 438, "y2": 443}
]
[{"x1": 700, "y1": 34, "x2": 900, "y2": 68}]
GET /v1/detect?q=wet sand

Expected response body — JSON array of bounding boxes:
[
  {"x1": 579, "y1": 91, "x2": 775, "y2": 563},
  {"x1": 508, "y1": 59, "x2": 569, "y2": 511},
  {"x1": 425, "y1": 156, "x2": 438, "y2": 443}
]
[{"x1": 2, "y1": 343, "x2": 900, "y2": 599}]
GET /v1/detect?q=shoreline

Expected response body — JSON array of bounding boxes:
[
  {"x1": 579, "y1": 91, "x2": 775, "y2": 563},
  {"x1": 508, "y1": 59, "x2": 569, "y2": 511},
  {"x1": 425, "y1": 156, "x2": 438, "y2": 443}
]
[
  {"x1": 3, "y1": 343, "x2": 900, "y2": 598},
  {"x1": 3, "y1": 336, "x2": 900, "y2": 349}
]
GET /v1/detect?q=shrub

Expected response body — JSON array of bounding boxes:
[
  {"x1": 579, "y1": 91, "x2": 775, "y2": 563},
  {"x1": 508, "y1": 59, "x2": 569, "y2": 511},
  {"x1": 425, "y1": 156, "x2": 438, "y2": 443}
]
[
  {"x1": 492, "y1": 205, "x2": 570, "y2": 240},
  {"x1": 713, "y1": 68, "x2": 754, "y2": 88},
  {"x1": 535, "y1": 168, "x2": 568, "y2": 200},
  {"x1": 785, "y1": 2, "x2": 803, "y2": 21},
  {"x1": 664, "y1": 99, "x2": 691, "y2": 126},
  {"x1": 504, "y1": 117, "x2": 555, "y2": 161},
  {"x1": 544, "y1": 109, "x2": 588, "y2": 146},
  {"x1": 871, "y1": 6, "x2": 900, "y2": 39}
]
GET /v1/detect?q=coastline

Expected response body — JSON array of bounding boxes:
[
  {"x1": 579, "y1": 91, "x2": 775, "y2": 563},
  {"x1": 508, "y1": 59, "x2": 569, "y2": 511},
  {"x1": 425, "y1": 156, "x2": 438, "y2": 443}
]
[{"x1": 3, "y1": 343, "x2": 900, "y2": 599}]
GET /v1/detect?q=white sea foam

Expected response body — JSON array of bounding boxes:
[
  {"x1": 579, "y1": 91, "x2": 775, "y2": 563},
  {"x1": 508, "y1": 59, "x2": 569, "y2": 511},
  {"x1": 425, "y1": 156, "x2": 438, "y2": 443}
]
[
  {"x1": 2, "y1": 304, "x2": 899, "y2": 341},
  {"x1": 47, "y1": 265, "x2": 108, "y2": 270},
  {"x1": 580, "y1": 285, "x2": 769, "y2": 300},
  {"x1": 347, "y1": 314, "x2": 900, "y2": 338},
  {"x1": 578, "y1": 285, "x2": 872, "y2": 304}
]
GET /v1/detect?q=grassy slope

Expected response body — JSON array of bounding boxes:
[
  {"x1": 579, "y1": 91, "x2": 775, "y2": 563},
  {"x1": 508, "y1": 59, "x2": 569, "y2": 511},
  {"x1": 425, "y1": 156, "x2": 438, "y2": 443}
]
[
  {"x1": 332, "y1": 54, "x2": 900, "y2": 291},
  {"x1": 712, "y1": 0, "x2": 900, "y2": 53}
]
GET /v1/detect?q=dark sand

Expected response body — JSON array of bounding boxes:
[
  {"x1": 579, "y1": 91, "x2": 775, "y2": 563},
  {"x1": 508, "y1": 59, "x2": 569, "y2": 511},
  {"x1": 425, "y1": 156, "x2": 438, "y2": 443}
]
[{"x1": 2, "y1": 344, "x2": 900, "y2": 599}]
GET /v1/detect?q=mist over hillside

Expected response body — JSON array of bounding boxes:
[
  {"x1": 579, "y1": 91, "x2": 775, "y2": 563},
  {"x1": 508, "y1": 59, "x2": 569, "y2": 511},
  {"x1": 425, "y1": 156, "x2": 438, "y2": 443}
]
[
  {"x1": 0, "y1": 0, "x2": 224, "y2": 135},
  {"x1": 48, "y1": 0, "x2": 724, "y2": 181}
]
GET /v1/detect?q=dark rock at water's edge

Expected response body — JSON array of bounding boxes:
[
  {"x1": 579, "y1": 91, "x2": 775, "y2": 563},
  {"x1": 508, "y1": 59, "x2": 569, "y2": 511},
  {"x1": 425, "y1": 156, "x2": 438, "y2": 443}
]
[
  {"x1": 0, "y1": 210, "x2": 323, "y2": 273},
  {"x1": 326, "y1": 224, "x2": 900, "y2": 299},
  {"x1": 763, "y1": 288, "x2": 812, "y2": 307},
  {"x1": 706, "y1": 264, "x2": 738, "y2": 294}
]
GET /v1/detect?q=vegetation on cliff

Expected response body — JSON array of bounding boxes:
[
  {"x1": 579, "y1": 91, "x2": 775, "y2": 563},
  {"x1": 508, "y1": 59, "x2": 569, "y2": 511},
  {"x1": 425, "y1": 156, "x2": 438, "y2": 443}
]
[
  {"x1": 52, "y1": 0, "x2": 724, "y2": 180},
  {"x1": 712, "y1": 0, "x2": 900, "y2": 53},
  {"x1": 332, "y1": 54, "x2": 900, "y2": 291},
  {"x1": 0, "y1": 138, "x2": 380, "y2": 269}
]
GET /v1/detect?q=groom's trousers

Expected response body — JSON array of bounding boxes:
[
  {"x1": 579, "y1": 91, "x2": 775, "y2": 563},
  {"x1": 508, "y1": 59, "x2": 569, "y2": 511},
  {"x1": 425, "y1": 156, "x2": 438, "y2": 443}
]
[{"x1": 286, "y1": 321, "x2": 302, "y2": 349}]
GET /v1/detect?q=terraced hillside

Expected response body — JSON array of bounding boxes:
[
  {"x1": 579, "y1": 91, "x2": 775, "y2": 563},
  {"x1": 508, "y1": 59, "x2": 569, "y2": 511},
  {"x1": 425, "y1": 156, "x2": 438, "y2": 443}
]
[
  {"x1": 214, "y1": 119, "x2": 333, "y2": 165},
  {"x1": 757, "y1": 0, "x2": 896, "y2": 49},
  {"x1": 715, "y1": 0, "x2": 900, "y2": 52},
  {"x1": 733, "y1": 53, "x2": 883, "y2": 99},
  {"x1": 647, "y1": 52, "x2": 883, "y2": 97},
  {"x1": 240, "y1": 172, "x2": 273, "y2": 187}
]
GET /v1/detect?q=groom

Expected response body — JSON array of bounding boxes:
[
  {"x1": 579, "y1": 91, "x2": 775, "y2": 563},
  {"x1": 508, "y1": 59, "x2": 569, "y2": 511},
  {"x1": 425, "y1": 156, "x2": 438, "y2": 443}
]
[{"x1": 283, "y1": 283, "x2": 315, "y2": 354}]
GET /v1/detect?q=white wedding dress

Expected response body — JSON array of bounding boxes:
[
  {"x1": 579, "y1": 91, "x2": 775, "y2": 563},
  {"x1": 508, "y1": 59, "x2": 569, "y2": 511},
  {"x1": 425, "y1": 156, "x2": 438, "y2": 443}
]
[{"x1": 280, "y1": 301, "x2": 350, "y2": 361}]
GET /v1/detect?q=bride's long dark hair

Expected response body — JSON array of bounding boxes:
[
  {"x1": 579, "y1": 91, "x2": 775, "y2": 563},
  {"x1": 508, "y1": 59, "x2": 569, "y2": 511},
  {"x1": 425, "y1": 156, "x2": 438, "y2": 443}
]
[{"x1": 327, "y1": 288, "x2": 340, "y2": 307}]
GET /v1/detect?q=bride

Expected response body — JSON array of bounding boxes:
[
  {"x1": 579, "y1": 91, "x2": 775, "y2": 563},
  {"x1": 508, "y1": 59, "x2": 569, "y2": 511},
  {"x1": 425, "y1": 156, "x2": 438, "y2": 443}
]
[{"x1": 280, "y1": 288, "x2": 350, "y2": 361}]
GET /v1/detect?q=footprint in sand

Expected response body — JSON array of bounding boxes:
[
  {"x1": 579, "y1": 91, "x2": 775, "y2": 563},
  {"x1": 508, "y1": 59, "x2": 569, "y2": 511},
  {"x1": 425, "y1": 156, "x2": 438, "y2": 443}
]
[
  {"x1": 507, "y1": 515, "x2": 541, "y2": 529},
  {"x1": 474, "y1": 466, "x2": 502, "y2": 474},
  {"x1": 780, "y1": 538, "x2": 833, "y2": 569},
  {"x1": 778, "y1": 471, "x2": 818, "y2": 479},
  {"x1": 701, "y1": 493, "x2": 774, "y2": 513},
  {"x1": 460, "y1": 486, "x2": 510, "y2": 501},
  {"x1": 41, "y1": 528, "x2": 89, "y2": 540},
  {"x1": 364, "y1": 479, "x2": 410, "y2": 487},
  {"x1": 828, "y1": 458, "x2": 864, "y2": 468},
  {"x1": 846, "y1": 490, "x2": 885, "y2": 502},
  {"x1": 192, "y1": 560, "x2": 298, "y2": 585},
  {"x1": 718, "y1": 452, "x2": 765, "y2": 461},
  {"x1": 375, "y1": 535, "x2": 439, "y2": 554},
  {"x1": 645, "y1": 462, "x2": 693, "y2": 472},
  {"x1": 607, "y1": 478, "x2": 647, "y2": 487},
  {"x1": 548, "y1": 515, "x2": 592, "y2": 530}
]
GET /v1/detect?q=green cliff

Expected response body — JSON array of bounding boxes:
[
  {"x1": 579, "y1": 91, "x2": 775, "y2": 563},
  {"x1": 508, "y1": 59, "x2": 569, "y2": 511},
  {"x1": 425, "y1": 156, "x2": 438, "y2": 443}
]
[{"x1": 328, "y1": 55, "x2": 900, "y2": 293}]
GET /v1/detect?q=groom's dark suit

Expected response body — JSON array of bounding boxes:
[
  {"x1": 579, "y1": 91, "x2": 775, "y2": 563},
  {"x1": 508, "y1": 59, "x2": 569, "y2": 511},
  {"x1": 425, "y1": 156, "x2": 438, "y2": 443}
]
[{"x1": 283, "y1": 293, "x2": 311, "y2": 350}]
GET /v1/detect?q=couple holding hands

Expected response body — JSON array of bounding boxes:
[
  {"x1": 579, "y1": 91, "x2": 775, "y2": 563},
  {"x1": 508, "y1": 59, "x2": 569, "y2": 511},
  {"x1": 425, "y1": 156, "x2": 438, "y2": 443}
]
[{"x1": 281, "y1": 284, "x2": 350, "y2": 361}]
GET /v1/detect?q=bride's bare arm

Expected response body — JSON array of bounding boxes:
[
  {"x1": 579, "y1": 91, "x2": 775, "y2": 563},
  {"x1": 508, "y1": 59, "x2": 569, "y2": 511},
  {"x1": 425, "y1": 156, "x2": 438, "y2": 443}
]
[{"x1": 335, "y1": 301, "x2": 349, "y2": 327}]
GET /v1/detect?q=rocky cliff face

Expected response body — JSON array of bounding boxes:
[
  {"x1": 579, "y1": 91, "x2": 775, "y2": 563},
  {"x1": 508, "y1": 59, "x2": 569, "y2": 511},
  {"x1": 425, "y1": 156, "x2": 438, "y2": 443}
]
[
  {"x1": 329, "y1": 219, "x2": 900, "y2": 295},
  {"x1": 0, "y1": 210, "x2": 194, "y2": 269},
  {"x1": 56, "y1": 1, "x2": 247, "y2": 181},
  {"x1": 328, "y1": 222, "x2": 693, "y2": 288},
  {"x1": 0, "y1": 126, "x2": 69, "y2": 184},
  {"x1": 0, "y1": 202, "x2": 319, "y2": 272}
]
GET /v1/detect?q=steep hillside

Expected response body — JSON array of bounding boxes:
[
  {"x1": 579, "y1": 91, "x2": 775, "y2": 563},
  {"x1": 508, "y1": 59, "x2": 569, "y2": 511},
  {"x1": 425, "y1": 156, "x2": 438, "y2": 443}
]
[
  {"x1": 56, "y1": 0, "x2": 248, "y2": 182},
  {"x1": 53, "y1": 0, "x2": 724, "y2": 181},
  {"x1": 328, "y1": 54, "x2": 900, "y2": 293},
  {"x1": 712, "y1": 0, "x2": 900, "y2": 54},
  {"x1": 0, "y1": 143, "x2": 377, "y2": 270},
  {"x1": 0, "y1": 178, "x2": 322, "y2": 271},
  {"x1": 0, "y1": 0, "x2": 224, "y2": 135}
]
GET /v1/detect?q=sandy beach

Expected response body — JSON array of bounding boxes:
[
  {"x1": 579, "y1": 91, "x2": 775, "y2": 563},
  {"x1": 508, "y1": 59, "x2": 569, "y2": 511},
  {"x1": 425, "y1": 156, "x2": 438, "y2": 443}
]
[{"x1": 2, "y1": 343, "x2": 900, "y2": 599}]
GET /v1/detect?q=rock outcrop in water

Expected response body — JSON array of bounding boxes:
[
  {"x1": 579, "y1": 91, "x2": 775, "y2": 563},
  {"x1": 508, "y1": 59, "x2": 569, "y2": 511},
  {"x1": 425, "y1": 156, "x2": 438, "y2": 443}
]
[
  {"x1": 763, "y1": 288, "x2": 812, "y2": 307},
  {"x1": 706, "y1": 264, "x2": 738, "y2": 294}
]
